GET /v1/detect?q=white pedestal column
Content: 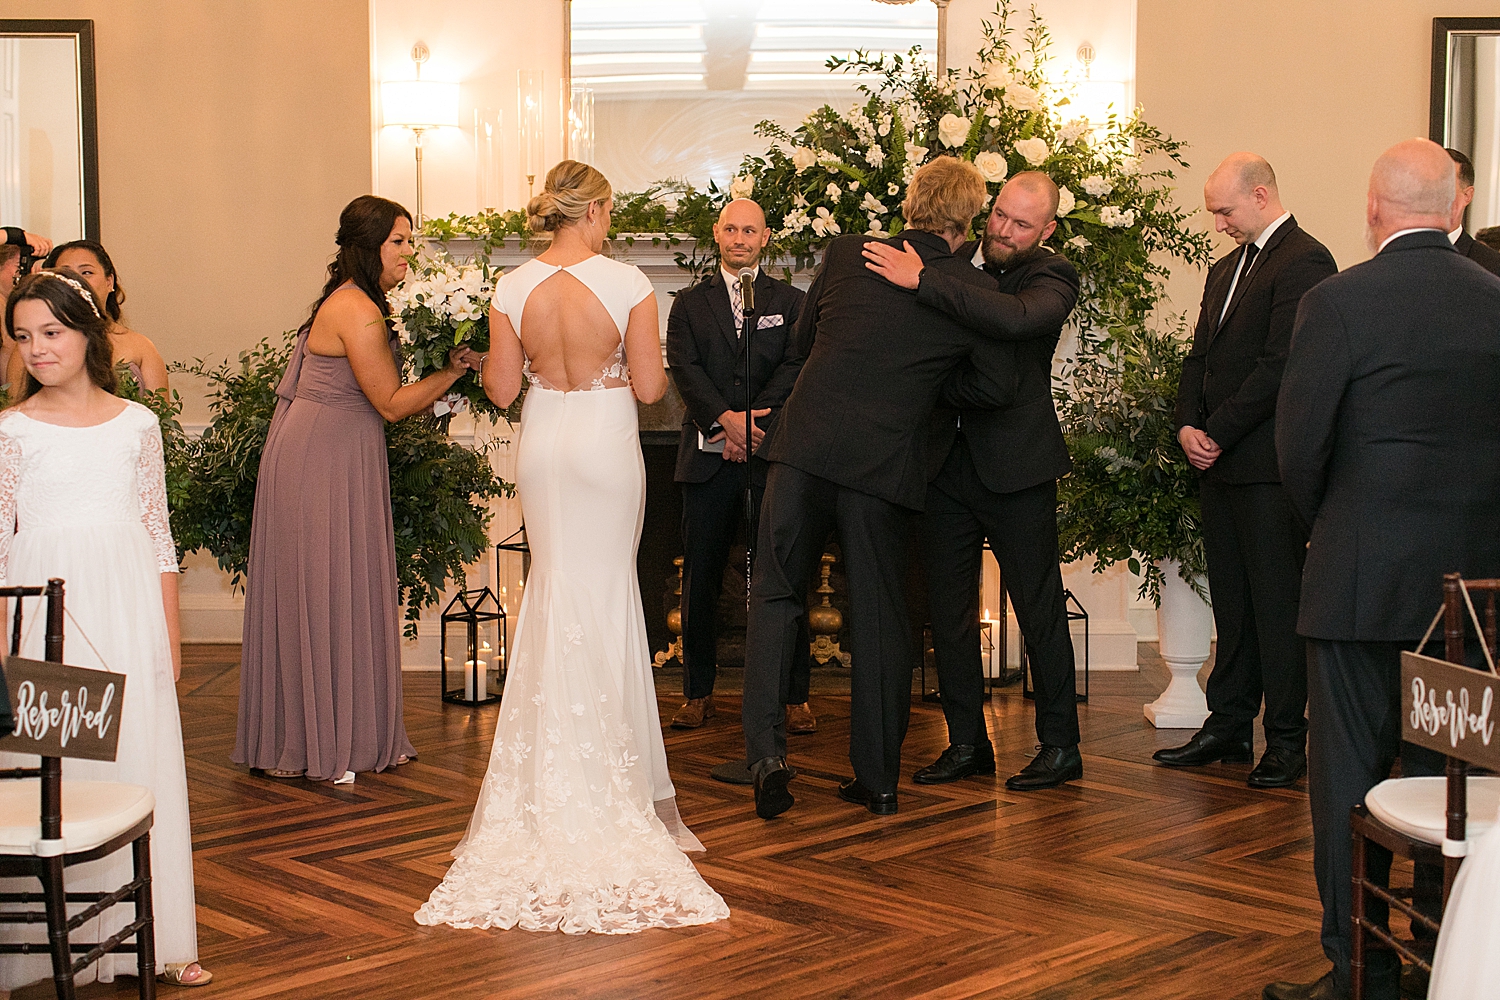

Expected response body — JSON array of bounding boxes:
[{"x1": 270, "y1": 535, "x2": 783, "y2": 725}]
[{"x1": 1144, "y1": 559, "x2": 1213, "y2": 729}]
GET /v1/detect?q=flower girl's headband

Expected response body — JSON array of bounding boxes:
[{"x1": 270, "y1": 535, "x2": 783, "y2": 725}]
[{"x1": 38, "y1": 271, "x2": 103, "y2": 320}]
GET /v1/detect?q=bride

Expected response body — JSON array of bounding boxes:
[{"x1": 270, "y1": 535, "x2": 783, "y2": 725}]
[{"x1": 414, "y1": 161, "x2": 729, "y2": 935}]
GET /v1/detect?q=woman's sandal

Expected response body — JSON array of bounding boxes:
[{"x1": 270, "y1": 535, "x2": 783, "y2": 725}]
[
  {"x1": 261, "y1": 768, "x2": 303, "y2": 779},
  {"x1": 159, "y1": 962, "x2": 213, "y2": 987}
]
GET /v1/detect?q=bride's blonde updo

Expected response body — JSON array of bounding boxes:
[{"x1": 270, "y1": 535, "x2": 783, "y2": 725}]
[{"x1": 526, "y1": 160, "x2": 612, "y2": 233}]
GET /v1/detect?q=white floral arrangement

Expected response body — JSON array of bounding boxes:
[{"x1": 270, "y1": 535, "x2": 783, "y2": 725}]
[{"x1": 387, "y1": 245, "x2": 499, "y2": 419}]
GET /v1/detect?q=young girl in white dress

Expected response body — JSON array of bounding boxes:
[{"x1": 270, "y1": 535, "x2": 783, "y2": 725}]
[
  {"x1": 415, "y1": 161, "x2": 729, "y2": 935},
  {"x1": 0, "y1": 270, "x2": 210, "y2": 987}
]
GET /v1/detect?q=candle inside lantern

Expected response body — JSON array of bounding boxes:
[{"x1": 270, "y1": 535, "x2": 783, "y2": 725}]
[
  {"x1": 980, "y1": 611, "x2": 1002, "y2": 679},
  {"x1": 464, "y1": 658, "x2": 488, "y2": 700}
]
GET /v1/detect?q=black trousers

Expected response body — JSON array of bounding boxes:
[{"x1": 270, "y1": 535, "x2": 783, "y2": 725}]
[
  {"x1": 743, "y1": 462, "x2": 916, "y2": 794},
  {"x1": 1307, "y1": 639, "x2": 1444, "y2": 997},
  {"x1": 679, "y1": 460, "x2": 810, "y2": 702},
  {"x1": 1199, "y1": 478, "x2": 1309, "y2": 750},
  {"x1": 924, "y1": 439, "x2": 1080, "y2": 748}
]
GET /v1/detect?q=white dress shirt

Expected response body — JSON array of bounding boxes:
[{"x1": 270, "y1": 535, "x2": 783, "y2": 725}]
[
  {"x1": 1449, "y1": 227, "x2": 1464, "y2": 245},
  {"x1": 1378, "y1": 227, "x2": 1443, "y2": 252},
  {"x1": 1218, "y1": 211, "x2": 1291, "y2": 324}
]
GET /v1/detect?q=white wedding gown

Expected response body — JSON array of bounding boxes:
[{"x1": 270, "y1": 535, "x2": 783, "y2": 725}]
[
  {"x1": 415, "y1": 255, "x2": 729, "y2": 935},
  {"x1": 1428, "y1": 801, "x2": 1500, "y2": 998},
  {"x1": 0, "y1": 402, "x2": 198, "y2": 985}
]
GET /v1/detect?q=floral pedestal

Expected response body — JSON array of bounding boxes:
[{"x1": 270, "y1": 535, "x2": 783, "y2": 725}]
[{"x1": 1144, "y1": 559, "x2": 1212, "y2": 729}]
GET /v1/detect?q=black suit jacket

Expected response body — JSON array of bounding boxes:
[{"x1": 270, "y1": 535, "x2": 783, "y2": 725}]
[
  {"x1": 760, "y1": 230, "x2": 1015, "y2": 511},
  {"x1": 1456, "y1": 230, "x2": 1500, "y2": 277},
  {"x1": 1174, "y1": 217, "x2": 1337, "y2": 484},
  {"x1": 917, "y1": 242, "x2": 1077, "y2": 494},
  {"x1": 666, "y1": 270, "x2": 804, "y2": 484},
  {"x1": 1277, "y1": 230, "x2": 1500, "y2": 641}
]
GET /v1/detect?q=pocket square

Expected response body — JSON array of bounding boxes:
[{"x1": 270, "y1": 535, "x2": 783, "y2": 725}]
[{"x1": 757, "y1": 314, "x2": 784, "y2": 329}]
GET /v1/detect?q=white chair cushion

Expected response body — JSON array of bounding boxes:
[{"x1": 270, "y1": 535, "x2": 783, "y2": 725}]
[
  {"x1": 1365, "y1": 776, "x2": 1500, "y2": 846},
  {"x1": 0, "y1": 780, "x2": 154, "y2": 856}
]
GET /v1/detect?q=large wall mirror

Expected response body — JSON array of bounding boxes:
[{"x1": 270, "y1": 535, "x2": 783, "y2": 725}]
[
  {"x1": 569, "y1": 0, "x2": 942, "y2": 193},
  {"x1": 1432, "y1": 17, "x2": 1500, "y2": 232},
  {"x1": 0, "y1": 19, "x2": 99, "y2": 242}
]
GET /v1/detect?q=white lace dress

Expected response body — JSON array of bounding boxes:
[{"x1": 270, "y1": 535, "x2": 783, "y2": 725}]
[
  {"x1": 415, "y1": 255, "x2": 729, "y2": 935},
  {"x1": 0, "y1": 401, "x2": 197, "y2": 984}
]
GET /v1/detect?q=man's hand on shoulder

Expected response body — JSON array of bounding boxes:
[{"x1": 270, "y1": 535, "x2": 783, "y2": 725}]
[
  {"x1": 862, "y1": 240, "x2": 924, "y2": 290},
  {"x1": 1178, "y1": 425, "x2": 1222, "y2": 470}
]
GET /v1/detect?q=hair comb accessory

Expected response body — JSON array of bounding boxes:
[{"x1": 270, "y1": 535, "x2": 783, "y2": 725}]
[{"x1": 40, "y1": 271, "x2": 103, "y2": 320}]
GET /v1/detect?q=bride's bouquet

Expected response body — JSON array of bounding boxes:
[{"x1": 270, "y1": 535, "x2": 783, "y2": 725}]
[{"x1": 388, "y1": 245, "x2": 501, "y2": 420}]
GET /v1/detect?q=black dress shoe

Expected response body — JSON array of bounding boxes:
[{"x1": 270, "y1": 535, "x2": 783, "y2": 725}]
[
  {"x1": 913, "y1": 743, "x2": 996, "y2": 784},
  {"x1": 1004, "y1": 745, "x2": 1082, "y2": 790},
  {"x1": 837, "y1": 777, "x2": 898, "y2": 815},
  {"x1": 1152, "y1": 729, "x2": 1253, "y2": 767},
  {"x1": 1263, "y1": 971, "x2": 1348, "y2": 1000},
  {"x1": 751, "y1": 756, "x2": 794, "y2": 819},
  {"x1": 1248, "y1": 746, "x2": 1307, "y2": 789}
]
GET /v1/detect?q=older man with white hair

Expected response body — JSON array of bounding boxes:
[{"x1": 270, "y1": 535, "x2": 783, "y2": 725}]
[{"x1": 1265, "y1": 138, "x2": 1500, "y2": 1000}]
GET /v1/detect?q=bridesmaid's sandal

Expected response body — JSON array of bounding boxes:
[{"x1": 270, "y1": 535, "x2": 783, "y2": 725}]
[
  {"x1": 395, "y1": 754, "x2": 413, "y2": 766},
  {"x1": 262, "y1": 768, "x2": 303, "y2": 779},
  {"x1": 159, "y1": 963, "x2": 212, "y2": 987}
]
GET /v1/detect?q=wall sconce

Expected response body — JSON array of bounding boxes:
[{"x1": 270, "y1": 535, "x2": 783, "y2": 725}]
[
  {"x1": 381, "y1": 42, "x2": 460, "y2": 224},
  {"x1": 518, "y1": 70, "x2": 546, "y2": 199}
]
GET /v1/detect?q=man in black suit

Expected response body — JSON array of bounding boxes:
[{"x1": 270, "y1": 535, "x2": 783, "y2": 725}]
[
  {"x1": 743, "y1": 158, "x2": 1006, "y2": 819},
  {"x1": 1444, "y1": 147, "x2": 1500, "y2": 276},
  {"x1": 665, "y1": 198, "x2": 813, "y2": 734},
  {"x1": 861, "y1": 172, "x2": 1082, "y2": 790},
  {"x1": 1158, "y1": 154, "x2": 1337, "y2": 789},
  {"x1": 1264, "y1": 138, "x2": 1500, "y2": 1000}
]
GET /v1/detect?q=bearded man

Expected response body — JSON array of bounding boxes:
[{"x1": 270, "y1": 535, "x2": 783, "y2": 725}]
[{"x1": 863, "y1": 171, "x2": 1083, "y2": 790}]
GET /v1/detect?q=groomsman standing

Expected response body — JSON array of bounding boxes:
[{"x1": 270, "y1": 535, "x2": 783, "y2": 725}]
[
  {"x1": 666, "y1": 199, "x2": 811, "y2": 732},
  {"x1": 1159, "y1": 153, "x2": 1336, "y2": 788},
  {"x1": 1444, "y1": 147, "x2": 1500, "y2": 276},
  {"x1": 1265, "y1": 137, "x2": 1500, "y2": 1000},
  {"x1": 862, "y1": 172, "x2": 1082, "y2": 790}
]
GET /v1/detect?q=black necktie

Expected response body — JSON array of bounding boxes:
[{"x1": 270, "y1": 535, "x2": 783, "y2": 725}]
[{"x1": 1241, "y1": 241, "x2": 1260, "y2": 275}]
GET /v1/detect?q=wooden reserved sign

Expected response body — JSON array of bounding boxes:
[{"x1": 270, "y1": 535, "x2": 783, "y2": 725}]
[
  {"x1": 0, "y1": 656, "x2": 125, "y2": 762},
  {"x1": 1401, "y1": 651, "x2": 1500, "y2": 769}
]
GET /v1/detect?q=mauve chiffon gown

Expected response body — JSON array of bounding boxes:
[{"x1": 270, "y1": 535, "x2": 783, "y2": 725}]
[{"x1": 233, "y1": 325, "x2": 416, "y2": 781}]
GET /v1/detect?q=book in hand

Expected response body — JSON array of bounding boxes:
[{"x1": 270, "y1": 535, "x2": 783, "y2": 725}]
[{"x1": 698, "y1": 423, "x2": 726, "y2": 454}]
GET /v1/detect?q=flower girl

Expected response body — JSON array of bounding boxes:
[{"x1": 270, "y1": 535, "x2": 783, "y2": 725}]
[{"x1": 0, "y1": 270, "x2": 210, "y2": 988}]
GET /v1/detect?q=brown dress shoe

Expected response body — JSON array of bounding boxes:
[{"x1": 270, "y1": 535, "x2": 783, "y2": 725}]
[
  {"x1": 785, "y1": 702, "x2": 817, "y2": 733},
  {"x1": 671, "y1": 696, "x2": 715, "y2": 729}
]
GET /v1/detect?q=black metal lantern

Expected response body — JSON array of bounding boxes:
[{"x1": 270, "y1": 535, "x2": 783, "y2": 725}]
[{"x1": 440, "y1": 587, "x2": 506, "y2": 706}]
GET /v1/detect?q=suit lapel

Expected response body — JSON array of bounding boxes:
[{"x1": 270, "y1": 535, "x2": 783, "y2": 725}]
[
  {"x1": 1215, "y1": 216, "x2": 1298, "y2": 335},
  {"x1": 705, "y1": 271, "x2": 740, "y2": 352}
]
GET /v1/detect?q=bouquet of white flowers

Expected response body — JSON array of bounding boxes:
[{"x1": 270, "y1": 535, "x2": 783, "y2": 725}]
[{"x1": 388, "y1": 245, "x2": 501, "y2": 420}]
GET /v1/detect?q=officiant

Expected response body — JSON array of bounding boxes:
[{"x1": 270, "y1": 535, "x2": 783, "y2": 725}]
[{"x1": 665, "y1": 198, "x2": 812, "y2": 733}]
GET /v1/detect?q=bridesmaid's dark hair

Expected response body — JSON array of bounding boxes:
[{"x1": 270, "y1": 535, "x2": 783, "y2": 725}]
[
  {"x1": 4, "y1": 269, "x2": 118, "y2": 401},
  {"x1": 309, "y1": 194, "x2": 412, "y2": 326},
  {"x1": 43, "y1": 240, "x2": 126, "y2": 322}
]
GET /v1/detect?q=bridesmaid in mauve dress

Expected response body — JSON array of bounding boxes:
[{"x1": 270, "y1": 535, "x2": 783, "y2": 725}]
[{"x1": 234, "y1": 195, "x2": 479, "y2": 783}]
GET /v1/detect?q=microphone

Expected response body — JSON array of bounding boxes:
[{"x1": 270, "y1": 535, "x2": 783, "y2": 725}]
[{"x1": 738, "y1": 268, "x2": 756, "y2": 313}]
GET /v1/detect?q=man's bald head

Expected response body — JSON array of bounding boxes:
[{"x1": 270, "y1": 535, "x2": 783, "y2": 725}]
[
  {"x1": 714, "y1": 198, "x2": 770, "y2": 270},
  {"x1": 983, "y1": 171, "x2": 1059, "y2": 267},
  {"x1": 1203, "y1": 153, "x2": 1285, "y2": 245},
  {"x1": 1366, "y1": 138, "x2": 1456, "y2": 251}
]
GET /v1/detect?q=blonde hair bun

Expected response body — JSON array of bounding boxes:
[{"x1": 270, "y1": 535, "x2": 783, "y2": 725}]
[{"x1": 527, "y1": 160, "x2": 613, "y2": 233}]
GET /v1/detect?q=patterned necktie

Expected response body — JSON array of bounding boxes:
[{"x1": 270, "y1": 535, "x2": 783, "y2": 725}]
[{"x1": 728, "y1": 277, "x2": 744, "y2": 336}]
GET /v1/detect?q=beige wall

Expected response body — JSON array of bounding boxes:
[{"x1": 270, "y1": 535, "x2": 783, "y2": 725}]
[
  {"x1": 1137, "y1": 0, "x2": 1498, "y2": 313},
  {"x1": 22, "y1": 1, "x2": 372, "y2": 422}
]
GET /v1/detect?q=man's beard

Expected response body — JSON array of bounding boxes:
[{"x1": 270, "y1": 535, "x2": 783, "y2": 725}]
[{"x1": 982, "y1": 233, "x2": 1044, "y2": 269}]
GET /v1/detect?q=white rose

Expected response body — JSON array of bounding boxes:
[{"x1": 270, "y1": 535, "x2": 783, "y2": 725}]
[
  {"x1": 974, "y1": 151, "x2": 1009, "y2": 183},
  {"x1": 791, "y1": 146, "x2": 817, "y2": 174},
  {"x1": 860, "y1": 191, "x2": 887, "y2": 214},
  {"x1": 1081, "y1": 174, "x2": 1113, "y2": 197},
  {"x1": 937, "y1": 113, "x2": 970, "y2": 148},
  {"x1": 811, "y1": 206, "x2": 841, "y2": 237},
  {"x1": 1003, "y1": 82, "x2": 1041, "y2": 113},
  {"x1": 1055, "y1": 186, "x2": 1075, "y2": 217},
  {"x1": 983, "y1": 64, "x2": 1011, "y2": 92},
  {"x1": 826, "y1": 182, "x2": 843, "y2": 200},
  {"x1": 904, "y1": 140, "x2": 929, "y2": 164},
  {"x1": 877, "y1": 113, "x2": 892, "y2": 137},
  {"x1": 729, "y1": 174, "x2": 754, "y2": 200},
  {"x1": 865, "y1": 145, "x2": 886, "y2": 168},
  {"x1": 1014, "y1": 137, "x2": 1050, "y2": 166},
  {"x1": 1118, "y1": 155, "x2": 1140, "y2": 176}
]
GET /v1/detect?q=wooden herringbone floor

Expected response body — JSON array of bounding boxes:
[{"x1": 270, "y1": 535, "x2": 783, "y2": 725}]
[{"x1": 17, "y1": 645, "x2": 1337, "y2": 1000}]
